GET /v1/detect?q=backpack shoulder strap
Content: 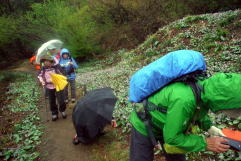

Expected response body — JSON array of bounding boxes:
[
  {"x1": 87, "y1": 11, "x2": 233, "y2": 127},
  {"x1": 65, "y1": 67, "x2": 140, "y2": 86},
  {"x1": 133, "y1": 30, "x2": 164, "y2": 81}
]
[
  {"x1": 186, "y1": 81, "x2": 202, "y2": 106},
  {"x1": 54, "y1": 64, "x2": 63, "y2": 74},
  {"x1": 137, "y1": 81, "x2": 203, "y2": 146},
  {"x1": 142, "y1": 100, "x2": 159, "y2": 146},
  {"x1": 54, "y1": 65, "x2": 59, "y2": 74},
  {"x1": 183, "y1": 81, "x2": 203, "y2": 132},
  {"x1": 137, "y1": 100, "x2": 166, "y2": 146}
]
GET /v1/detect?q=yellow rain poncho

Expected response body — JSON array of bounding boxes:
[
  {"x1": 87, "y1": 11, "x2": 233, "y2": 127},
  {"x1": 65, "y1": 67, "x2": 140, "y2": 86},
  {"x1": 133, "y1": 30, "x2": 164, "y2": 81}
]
[{"x1": 50, "y1": 73, "x2": 68, "y2": 91}]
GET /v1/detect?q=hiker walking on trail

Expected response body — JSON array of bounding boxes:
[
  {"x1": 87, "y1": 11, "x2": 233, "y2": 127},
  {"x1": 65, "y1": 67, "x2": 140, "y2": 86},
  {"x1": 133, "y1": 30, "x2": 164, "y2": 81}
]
[
  {"x1": 59, "y1": 48, "x2": 78, "y2": 103},
  {"x1": 38, "y1": 55, "x2": 67, "y2": 121},
  {"x1": 47, "y1": 45, "x2": 61, "y2": 65},
  {"x1": 29, "y1": 55, "x2": 41, "y2": 71},
  {"x1": 129, "y1": 73, "x2": 241, "y2": 161}
]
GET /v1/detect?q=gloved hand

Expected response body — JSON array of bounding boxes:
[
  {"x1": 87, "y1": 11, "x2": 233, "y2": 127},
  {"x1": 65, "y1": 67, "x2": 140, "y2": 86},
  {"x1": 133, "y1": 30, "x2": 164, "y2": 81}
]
[{"x1": 208, "y1": 126, "x2": 225, "y2": 136}]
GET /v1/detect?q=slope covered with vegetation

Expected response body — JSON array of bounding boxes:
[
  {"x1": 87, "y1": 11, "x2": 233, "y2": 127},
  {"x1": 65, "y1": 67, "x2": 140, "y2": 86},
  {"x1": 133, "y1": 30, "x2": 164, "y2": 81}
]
[
  {"x1": 0, "y1": 0, "x2": 240, "y2": 67},
  {"x1": 76, "y1": 9, "x2": 241, "y2": 160}
]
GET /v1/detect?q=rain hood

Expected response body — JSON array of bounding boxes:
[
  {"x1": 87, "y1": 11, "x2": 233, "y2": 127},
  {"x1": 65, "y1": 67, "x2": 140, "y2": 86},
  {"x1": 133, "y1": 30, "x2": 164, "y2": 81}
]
[
  {"x1": 201, "y1": 73, "x2": 241, "y2": 112},
  {"x1": 58, "y1": 48, "x2": 78, "y2": 80},
  {"x1": 60, "y1": 48, "x2": 71, "y2": 58}
]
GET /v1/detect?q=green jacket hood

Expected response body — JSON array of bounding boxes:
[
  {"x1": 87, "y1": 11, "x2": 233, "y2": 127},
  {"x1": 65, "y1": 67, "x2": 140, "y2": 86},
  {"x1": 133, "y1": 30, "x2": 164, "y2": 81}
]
[{"x1": 201, "y1": 73, "x2": 241, "y2": 112}]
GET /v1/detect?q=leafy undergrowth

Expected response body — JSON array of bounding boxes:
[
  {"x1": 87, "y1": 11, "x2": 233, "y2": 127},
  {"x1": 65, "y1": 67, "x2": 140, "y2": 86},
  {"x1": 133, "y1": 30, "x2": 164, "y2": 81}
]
[
  {"x1": 76, "y1": 9, "x2": 241, "y2": 161},
  {"x1": 0, "y1": 72, "x2": 42, "y2": 161}
]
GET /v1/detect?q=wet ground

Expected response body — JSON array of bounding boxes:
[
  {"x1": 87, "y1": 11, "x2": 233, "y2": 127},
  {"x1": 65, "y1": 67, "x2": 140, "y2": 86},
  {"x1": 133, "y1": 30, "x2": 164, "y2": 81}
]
[{"x1": 38, "y1": 102, "x2": 92, "y2": 161}]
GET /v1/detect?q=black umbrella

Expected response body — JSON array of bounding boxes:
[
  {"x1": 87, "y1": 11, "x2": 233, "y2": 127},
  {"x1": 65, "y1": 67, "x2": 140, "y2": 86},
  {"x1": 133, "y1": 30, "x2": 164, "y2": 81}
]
[{"x1": 72, "y1": 87, "x2": 117, "y2": 143}]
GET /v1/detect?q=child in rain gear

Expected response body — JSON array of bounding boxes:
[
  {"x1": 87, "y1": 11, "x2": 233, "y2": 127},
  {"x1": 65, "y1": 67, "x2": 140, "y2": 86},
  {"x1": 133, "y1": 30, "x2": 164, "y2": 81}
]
[
  {"x1": 38, "y1": 55, "x2": 67, "y2": 121},
  {"x1": 47, "y1": 45, "x2": 60, "y2": 65},
  {"x1": 59, "y1": 48, "x2": 78, "y2": 103}
]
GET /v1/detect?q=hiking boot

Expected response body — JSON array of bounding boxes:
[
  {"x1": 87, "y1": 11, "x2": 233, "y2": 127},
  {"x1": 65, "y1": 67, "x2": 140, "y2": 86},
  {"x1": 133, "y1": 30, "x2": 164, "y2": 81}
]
[
  {"x1": 52, "y1": 114, "x2": 58, "y2": 121},
  {"x1": 61, "y1": 112, "x2": 67, "y2": 119},
  {"x1": 71, "y1": 98, "x2": 76, "y2": 103},
  {"x1": 72, "y1": 135, "x2": 80, "y2": 145}
]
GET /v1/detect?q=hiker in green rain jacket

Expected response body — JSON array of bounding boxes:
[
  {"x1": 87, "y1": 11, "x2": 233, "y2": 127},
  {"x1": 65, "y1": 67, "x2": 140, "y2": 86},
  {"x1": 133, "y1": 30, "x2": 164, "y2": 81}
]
[{"x1": 130, "y1": 73, "x2": 241, "y2": 161}]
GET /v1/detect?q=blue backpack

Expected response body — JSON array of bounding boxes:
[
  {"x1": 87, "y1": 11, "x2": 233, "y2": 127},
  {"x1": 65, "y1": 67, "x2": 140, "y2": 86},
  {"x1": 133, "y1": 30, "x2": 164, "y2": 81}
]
[{"x1": 129, "y1": 50, "x2": 206, "y2": 103}]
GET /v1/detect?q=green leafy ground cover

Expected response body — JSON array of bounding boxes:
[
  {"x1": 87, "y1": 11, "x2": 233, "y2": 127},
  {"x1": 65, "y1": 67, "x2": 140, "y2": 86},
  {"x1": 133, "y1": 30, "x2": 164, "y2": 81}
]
[
  {"x1": 76, "y1": 9, "x2": 241, "y2": 160},
  {"x1": 1, "y1": 72, "x2": 42, "y2": 161}
]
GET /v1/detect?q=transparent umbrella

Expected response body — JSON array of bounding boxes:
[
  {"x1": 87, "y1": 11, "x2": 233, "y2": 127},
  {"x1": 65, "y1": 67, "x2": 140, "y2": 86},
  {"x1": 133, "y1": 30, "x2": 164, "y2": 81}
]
[{"x1": 36, "y1": 39, "x2": 63, "y2": 64}]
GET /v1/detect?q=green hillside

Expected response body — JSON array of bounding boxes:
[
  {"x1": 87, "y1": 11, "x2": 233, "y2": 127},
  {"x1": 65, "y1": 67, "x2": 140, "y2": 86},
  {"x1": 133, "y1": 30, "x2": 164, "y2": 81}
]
[{"x1": 76, "y1": 9, "x2": 241, "y2": 160}]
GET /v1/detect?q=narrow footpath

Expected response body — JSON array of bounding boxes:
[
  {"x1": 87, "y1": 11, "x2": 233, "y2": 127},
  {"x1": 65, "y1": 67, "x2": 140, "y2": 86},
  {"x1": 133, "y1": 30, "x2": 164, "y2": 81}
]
[
  {"x1": 38, "y1": 102, "x2": 92, "y2": 161},
  {"x1": 11, "y1": 61, "x2": 170, "y2": 161},
  {"x1": 13, "y1": 62, "x2": 92, "y2": 161}
]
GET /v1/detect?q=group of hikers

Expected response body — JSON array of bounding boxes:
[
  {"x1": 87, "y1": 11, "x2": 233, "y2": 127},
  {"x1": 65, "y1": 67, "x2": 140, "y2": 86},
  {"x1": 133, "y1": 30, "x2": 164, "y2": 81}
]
[
  {"x1": 30, "y1": 44, "x2": 78, "y2": 121},
  {"x1": 30, "y1": 43, "x2": 240, "y2": 161}
]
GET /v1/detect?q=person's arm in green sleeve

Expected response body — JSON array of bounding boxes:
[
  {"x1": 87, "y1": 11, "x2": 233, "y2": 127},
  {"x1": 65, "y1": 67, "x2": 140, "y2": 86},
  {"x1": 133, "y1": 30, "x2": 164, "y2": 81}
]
[{"x1": 163, "y1": 99, "x2": 207, "y2": 152}]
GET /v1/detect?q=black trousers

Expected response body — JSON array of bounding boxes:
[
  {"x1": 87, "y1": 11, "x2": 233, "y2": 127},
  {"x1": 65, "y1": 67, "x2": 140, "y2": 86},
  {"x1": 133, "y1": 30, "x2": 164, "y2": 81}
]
[
  {"x1": 130, "y1": 128, "x2": 186, "y2": 161},
  {"x1": 46, "y1": 88, "x2": 66, "y2": 115}
]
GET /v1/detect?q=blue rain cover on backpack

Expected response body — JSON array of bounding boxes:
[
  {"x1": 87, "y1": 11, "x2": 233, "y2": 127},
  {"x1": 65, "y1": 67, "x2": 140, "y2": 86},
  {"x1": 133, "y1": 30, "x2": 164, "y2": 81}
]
[{"x1": 129, "y1": 50, "x2": 206, "y2": 103}]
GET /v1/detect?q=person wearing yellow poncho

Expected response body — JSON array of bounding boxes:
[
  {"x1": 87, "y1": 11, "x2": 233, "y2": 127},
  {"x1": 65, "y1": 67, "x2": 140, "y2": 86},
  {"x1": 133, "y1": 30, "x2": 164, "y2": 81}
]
[{"x1": 130, "y1": 73, "x2": 241, "y2": 161}]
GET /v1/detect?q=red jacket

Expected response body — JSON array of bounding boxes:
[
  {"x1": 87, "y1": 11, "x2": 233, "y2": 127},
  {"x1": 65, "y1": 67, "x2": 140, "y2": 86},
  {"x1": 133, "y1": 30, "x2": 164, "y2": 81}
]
[{"x1": 29, "y1": 56, "x2": 41, "y2": 70}]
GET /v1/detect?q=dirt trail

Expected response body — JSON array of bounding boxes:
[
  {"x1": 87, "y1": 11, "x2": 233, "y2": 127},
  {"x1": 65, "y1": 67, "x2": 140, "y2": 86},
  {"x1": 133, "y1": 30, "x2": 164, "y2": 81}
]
[
  {"x1": 39, "y1": 105, "x2": 92, "y2": 161},
  {"x1": 14, "y1": 62, "x2": 93, "y2": 161}
]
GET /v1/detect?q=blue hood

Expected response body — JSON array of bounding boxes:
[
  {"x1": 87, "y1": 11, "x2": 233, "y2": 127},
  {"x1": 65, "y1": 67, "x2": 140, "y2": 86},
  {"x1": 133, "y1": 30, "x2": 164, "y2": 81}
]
[
  {"x1": 59, "y1": 48, "x2": 78, "y2": 80},
  {"x1": 60, "y1": 48, "x2": 71, "y2": 58}
]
